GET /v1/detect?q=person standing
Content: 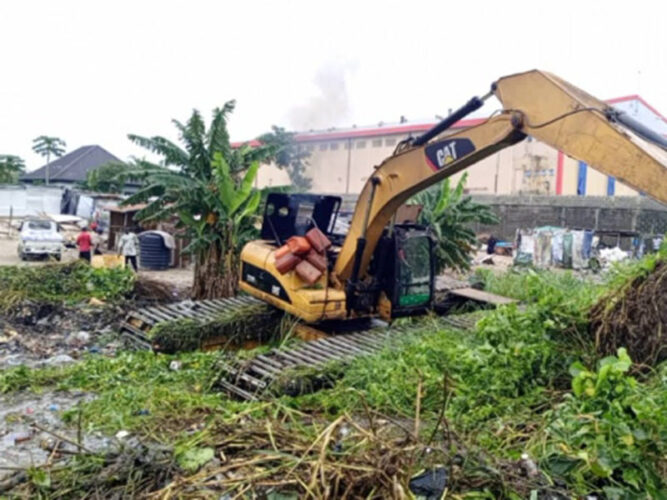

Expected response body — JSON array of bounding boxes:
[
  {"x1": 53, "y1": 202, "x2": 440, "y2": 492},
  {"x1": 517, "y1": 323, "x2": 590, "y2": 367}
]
[
  {"x1": 118, "y1": 227, "x2": 140, "y2": 271},
  {"x1": 76, "y1": 227, "x2": 92, "y2": 262}
]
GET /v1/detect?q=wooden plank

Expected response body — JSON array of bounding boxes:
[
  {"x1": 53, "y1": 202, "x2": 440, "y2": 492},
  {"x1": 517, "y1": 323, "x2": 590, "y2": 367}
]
[
  {"x1": 138, "y1": 308, "x2": 169, "y2": 323},
  {"x1": 144, "y1": 307, "x2": 176, "y2": 322},
  {"x1": 192, "y1": 302, "x2": 221, "y2": 315},
  {"x1": 327, "y1": 337, "x2": 372, "y2": 354},
  {"x1": 153, "y1": 305, "x2": 184, "y2": 319},
  {"x1": 200, "y1": 300, "x2": 228, "y2": 312},
  {"x1": 247, "y1": 363, "x2": 281, "y2": 378},
  {"x1": 448, "y1": 287, "x2": 516, "y2": 306},
  {"x1": 345, "y1": 334, "x2": 384, "y2": 349},
  {"x1": 282, "y1": 349, "x2": 326, "y2": 367},
  {"x1": 165, "y1": 303, "x2": 197, "y2": 319},
  {"x1": 220, "y1": 362, "x2": 267, "y2": 389},
  {"x1": 119, "y1": 323, "x2": 153, "y2": 349},
  {"x1": 316, "y1": 339, "x2": 362, "y2": 356}
]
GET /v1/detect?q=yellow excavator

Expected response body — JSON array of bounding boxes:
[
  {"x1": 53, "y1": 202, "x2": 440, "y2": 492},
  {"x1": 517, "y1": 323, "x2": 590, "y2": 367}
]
[
  {"x1": 239, "y1": 69, "x2": 667, "y2": 324},
  {"x1": 121, "y1": 69, "x2": 667, "y2": 397}
]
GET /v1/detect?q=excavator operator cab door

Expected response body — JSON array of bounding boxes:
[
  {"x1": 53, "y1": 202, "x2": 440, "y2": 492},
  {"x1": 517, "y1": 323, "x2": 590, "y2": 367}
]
[{"x1": 375, "y1": 224, "x2": 435, "y2": 318}]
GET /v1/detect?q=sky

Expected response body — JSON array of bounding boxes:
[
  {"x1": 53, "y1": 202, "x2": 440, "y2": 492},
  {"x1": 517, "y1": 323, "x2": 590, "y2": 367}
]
[{"x1": 1, "y1": 0, "x2": 665, "y2": 171}]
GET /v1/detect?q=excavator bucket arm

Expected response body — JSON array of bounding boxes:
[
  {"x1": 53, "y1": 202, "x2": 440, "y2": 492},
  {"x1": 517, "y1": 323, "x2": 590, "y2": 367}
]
[
  {"x1": 333, "y1": 70, "x2": 667, "y2": 283},
  {"x1": 495, "y1": 70, "x2": 667, "y2": 202}
]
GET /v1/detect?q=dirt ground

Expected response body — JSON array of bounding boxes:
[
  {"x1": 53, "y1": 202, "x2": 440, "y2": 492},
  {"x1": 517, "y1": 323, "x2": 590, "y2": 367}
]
[{"x1": 0, "y1": 234, "x2": 78, "y2": 266}]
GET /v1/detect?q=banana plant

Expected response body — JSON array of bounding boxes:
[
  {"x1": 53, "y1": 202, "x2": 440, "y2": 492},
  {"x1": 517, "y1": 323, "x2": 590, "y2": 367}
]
[
  {"x1": 414, "y1": 172, "x2": 499, "y2": 273},
  {"x1": 123, "y1": 103, "x2": 278, "y2": 298}
]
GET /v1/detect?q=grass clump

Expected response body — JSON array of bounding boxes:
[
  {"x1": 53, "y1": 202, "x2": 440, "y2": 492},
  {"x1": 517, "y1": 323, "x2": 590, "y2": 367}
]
[
  {"x1": 475, "y1": 266, "x2": 602, "y2": 305},
  {"x1": 0, "y1": 261, "x2": 134, "y2": 311},
  {"x1": 148, "y1": 301, "x2": 283, "y2": 353}
]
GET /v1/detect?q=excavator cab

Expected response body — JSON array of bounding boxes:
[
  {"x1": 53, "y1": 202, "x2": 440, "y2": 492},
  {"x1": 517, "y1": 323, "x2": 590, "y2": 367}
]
[
  {"x1": 260, "y1": 193, "x2": 342, "y2": 243},
  {"x1": 371, "y1": 224, "x2": 435, "y2": 318}
]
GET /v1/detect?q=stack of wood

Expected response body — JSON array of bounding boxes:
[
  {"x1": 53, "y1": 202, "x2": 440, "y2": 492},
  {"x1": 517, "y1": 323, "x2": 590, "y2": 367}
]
[{"x1": 274, "y1": 228, "x2": 332, "y2": 285}]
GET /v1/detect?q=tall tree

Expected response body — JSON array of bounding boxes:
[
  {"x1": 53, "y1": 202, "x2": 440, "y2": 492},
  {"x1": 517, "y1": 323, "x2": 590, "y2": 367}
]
[
  {"x1": 0, "y1": 155, "x2": 25, "y2": 184},
  {"x1": 32, "y1": 136, "x2": 66, "y2": 185},
  {"x1": 123, "y1": 101, "x2": 279, "y2": 299},
  {"x1": 258, "y1": 126, "x2": 312, "y2": 191}
]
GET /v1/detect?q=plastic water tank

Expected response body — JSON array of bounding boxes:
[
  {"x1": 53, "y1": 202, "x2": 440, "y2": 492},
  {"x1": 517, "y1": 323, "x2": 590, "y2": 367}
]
[{"x1": 139, "y1": 232, "x2": 171, "y2": 270}]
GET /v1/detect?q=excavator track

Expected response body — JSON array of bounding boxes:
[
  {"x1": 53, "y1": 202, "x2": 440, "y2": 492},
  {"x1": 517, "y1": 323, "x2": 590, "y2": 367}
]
[
  {"x1": 119, "y1": 278, "x2": 504, "y2": 399},
  {"x1": 119, "y1": 296, "x2": 264, "y2": 350},
  {"x1": 120, "y1": 276, "x2": 474, "y2": 350},
  {"x1": 216, "y1": 312, "x2": 484, "y2": 401}
]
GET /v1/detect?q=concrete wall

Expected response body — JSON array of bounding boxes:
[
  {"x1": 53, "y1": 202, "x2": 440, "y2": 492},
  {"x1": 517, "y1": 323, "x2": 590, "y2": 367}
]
[
  {"x1": 469, "y1": 195, "x2": 667, "y2": 241},
  {"x1": 333, "y1": 194, "x2": 666, "y2": 247}
]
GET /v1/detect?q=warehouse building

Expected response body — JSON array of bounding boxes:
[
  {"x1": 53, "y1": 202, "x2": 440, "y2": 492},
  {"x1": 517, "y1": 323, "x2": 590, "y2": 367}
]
[{"x1": 254, "y1": 95, "x2": 667, "y2": 197}]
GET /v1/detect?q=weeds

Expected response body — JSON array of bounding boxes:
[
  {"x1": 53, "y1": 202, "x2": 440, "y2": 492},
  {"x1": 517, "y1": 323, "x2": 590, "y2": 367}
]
[
  {"x1": 0, "y1": 262, "x2": 134, "y2": 311},
  {"x1": 536, "y1": 350, "x2": 667, "y2": 497}
]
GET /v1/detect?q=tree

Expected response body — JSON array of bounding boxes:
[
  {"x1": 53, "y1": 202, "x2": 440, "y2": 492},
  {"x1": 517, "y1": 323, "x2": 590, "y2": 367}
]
[
  {"x1": 258, "y1": 126, "x2": 312, "y2": 191},
  {"x1": 0, "y1": 155, "x2": 25, "y2": 184},
  {"x1": 81, "y1": 161, "x2": 134, "y2": 193},
  {"x1": 413, "y1": 172, "x2": 499, "y2": 273},
  {"x1": 123, "y1": 102, "x2": 279, "y2": 299},
  {"x1": 32, "y1": 136, "x2": 66, "y2": 185}
]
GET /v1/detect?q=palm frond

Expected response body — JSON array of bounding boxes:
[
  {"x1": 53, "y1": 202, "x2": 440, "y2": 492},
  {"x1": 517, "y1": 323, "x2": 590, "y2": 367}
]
[{"x1": 127, "y1": 135, "x2": 189, "y2": 167}]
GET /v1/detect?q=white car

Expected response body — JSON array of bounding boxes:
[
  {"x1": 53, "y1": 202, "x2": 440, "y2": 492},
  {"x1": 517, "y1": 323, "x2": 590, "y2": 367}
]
[{"x1": 18, "y1": 219, "x2": 64, "y2": 261}]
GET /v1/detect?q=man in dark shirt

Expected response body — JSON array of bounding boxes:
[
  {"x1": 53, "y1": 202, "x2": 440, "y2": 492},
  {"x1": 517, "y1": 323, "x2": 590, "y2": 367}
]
[{"x1": 76, "y1": 227, "x2": 92, "y2": 262}]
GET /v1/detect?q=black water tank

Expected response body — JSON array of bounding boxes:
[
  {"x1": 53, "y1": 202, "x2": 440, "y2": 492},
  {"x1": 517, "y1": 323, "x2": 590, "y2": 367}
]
[{"x1": 139, "y1": 232, "x2": 171, "y2": 270}]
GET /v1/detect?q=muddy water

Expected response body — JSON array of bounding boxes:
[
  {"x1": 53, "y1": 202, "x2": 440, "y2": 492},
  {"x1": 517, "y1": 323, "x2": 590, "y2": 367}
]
[{"x1": 0, "y1": 391, "x2": 110, "y2": 480}]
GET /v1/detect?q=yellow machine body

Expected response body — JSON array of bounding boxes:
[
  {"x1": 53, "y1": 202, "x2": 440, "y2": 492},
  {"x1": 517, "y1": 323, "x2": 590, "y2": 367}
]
[{"x1": 239, "y1": 240, "x2": 347, "y2": 323}]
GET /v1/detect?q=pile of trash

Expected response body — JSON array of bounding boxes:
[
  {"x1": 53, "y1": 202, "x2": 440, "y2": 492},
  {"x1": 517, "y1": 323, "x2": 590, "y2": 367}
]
[
  {"x1": 0, "y1": 302, "x2": 123, "y2": 370},
  {"x1": 514, "y1": 226, "x2": 663, "y2": 271}
]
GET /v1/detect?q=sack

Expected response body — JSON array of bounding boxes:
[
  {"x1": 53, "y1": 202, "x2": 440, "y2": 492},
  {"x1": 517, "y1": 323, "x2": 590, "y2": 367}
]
[
  {"x1": 305, "y1": 248, "x2": 327, "y2": 272},
  {"x1": 305, "y1": 227, "x2": 332, "y2": 253},
  {"x1": 275, "y1": 251, "x2": 301, "y2": 274},
  {"x1": 287, "y1": 236, "x2": 311, "y2": 255},
  {"x1": 295, "y1": 259, "x2": 322, "y2": 284}
]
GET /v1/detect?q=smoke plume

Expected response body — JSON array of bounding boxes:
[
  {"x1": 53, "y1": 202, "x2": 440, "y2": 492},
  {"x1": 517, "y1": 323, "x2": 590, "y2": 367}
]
[{"x1": 288, "y1": 63, "x2": 353, "y2": 131}]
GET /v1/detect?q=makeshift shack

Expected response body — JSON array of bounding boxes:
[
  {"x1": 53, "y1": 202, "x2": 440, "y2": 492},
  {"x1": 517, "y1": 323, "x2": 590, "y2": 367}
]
[
  {"x1": 106, "y1": 205, "x2": 191, "y2": 268},
  {"x1": 107, "y1": 204, "x2": 146, "y2": 250}
]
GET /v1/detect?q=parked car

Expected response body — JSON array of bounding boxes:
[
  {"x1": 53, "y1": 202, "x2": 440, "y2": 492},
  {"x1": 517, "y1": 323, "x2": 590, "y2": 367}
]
[{"x1": 17, "y1": 219, "x2": 64, "y2": 261}]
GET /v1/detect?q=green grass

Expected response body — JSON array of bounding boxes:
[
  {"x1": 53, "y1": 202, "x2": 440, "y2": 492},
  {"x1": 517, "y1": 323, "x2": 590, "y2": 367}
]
[
  {"x1": 0, "y1": 261, "x2": 134, "y2": 311},
  {"x1": 0, "y1": 350, "x2": 258, "y2": 439}
]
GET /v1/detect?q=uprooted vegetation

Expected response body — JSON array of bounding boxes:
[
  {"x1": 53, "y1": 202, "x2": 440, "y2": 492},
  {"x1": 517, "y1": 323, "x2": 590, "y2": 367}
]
[
  {"x1": 1, "y1": 254, "x2": 666, "y2": 497},
  {"x1": 590, "y1": 249, "x2": 667, "y2": 367}
]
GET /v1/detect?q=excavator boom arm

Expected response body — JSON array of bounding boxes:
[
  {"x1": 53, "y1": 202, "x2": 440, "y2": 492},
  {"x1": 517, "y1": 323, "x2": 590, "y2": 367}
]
[{"x1": 333, "y1": 70, "x2": 667, "y2": 283}]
